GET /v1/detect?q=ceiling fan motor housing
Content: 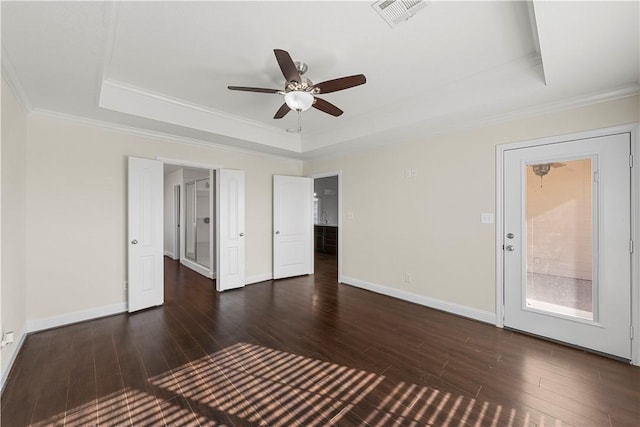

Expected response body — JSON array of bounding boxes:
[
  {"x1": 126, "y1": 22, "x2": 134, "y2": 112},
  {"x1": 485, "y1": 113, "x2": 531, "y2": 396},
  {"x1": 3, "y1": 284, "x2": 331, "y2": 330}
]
[
  {"x1": 285, "y1": 77, "x2": 319, "y2": 94},
  {"x1": 532, "y1": 164, "x2": 551, "y2": 177}
]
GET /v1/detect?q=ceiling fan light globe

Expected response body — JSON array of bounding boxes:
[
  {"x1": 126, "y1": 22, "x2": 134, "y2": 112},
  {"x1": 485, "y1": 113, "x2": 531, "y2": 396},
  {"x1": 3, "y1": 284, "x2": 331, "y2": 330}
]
[{"x1": 284, "y1": 91, "x2": 314, "y2": 112}]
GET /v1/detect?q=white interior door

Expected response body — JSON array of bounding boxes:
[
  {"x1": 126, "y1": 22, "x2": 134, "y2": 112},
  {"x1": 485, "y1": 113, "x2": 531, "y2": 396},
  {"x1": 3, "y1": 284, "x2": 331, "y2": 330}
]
[
  {"x1": 273, "y1": 175, "x2": 313, "y2": 279},
  {"x1": 216, "y1": 169, "x2": 245, "y2": 291},
  {"x1": 503, "y1": 132, "x2": 631, "y2": 358},
  {"x1": 128, "y1": 157, "x2": 164, "y2": 312}
]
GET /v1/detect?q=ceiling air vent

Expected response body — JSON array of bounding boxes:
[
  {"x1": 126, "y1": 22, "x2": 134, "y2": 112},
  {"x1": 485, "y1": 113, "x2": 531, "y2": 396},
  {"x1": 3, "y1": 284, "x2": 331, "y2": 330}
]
[{"x1": 372, "y1": 0, "x2": 428, "y2": 28}]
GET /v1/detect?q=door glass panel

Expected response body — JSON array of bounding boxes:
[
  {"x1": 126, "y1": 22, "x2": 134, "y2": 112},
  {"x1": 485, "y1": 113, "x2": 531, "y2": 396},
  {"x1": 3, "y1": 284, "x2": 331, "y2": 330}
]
[
  {"x1": 525, "y1": 158, "x2": 594, "y2": 321},
  {"x1": 196, "y1": 179, "x2": 210, "y2": 268},
  {"x1": 185, "y1": 181, "x2": 196, "y2": 262}
]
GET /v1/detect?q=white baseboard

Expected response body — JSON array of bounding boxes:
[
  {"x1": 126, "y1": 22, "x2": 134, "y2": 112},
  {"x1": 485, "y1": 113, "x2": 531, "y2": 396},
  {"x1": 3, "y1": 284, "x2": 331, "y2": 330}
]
[
  {"x1": 246, "y1": 273, "x2": 273, "y2": 285},
  {"x1": 180, "y1": 258, "x2": 213, "y2": 278},
  {"x1": 341, "y1": 276, "x2": 496, "y2": 325},
  {"x1": 0, "y1": 324, "x2": 27, "y2": 394},
  {"x1": 27, "y1": 302, "x2": 127, "y2": 334},
  {"x1": 164, "y1": 250, "x2": 175, "y2": 258}
]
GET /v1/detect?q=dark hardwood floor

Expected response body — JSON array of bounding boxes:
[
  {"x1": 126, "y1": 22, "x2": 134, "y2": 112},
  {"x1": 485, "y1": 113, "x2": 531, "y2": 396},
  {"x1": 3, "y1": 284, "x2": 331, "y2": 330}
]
[{"x1": 2, "y1": 254, "x2": 639, "y2": 426}]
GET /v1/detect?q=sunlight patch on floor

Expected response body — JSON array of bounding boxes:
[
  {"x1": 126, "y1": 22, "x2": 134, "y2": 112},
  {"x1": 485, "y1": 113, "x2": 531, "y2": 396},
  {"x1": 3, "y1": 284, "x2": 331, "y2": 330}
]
[
  {"x1": 150, "y1": 342, "x2": 383, "y2": 426},
  {"x1": 30, "y1": 342, "x2": 568, "y2": 426}
]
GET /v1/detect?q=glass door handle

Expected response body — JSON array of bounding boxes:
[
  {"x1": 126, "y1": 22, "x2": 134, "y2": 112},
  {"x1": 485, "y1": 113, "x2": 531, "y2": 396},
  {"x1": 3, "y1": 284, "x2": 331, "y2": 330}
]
[{"x1": 505, "y1": 245, "x2": 515, "y2": 251}]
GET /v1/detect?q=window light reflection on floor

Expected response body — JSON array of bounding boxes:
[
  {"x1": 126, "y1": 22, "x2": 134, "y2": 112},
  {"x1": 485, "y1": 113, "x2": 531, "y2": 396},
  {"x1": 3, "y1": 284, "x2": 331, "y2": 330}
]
[
  {"x1": 30, "y1": 342, "x2": 564, "y2": 426},
  {"x1": 150, "y1": 342, "x2": 384, "y2": 426}
]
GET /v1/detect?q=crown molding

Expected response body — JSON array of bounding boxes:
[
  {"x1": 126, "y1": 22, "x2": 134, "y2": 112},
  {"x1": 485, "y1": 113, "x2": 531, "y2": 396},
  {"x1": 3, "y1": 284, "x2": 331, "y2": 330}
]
[
  {"x1": 1, "y1": 48, "x2": 33, "y2": 113},
  {"x1": 453, "y1": 83, "x2": 639, "y2": 133},
  {"x1": 99, "y1": 79, "x2": 302, "y2": 153},
  {"x1": 29, "y1": 108, "x2": 302, "y2": 162},
  {"x1": 302, "y1": 84, "x2": 640, "y2": 162}
]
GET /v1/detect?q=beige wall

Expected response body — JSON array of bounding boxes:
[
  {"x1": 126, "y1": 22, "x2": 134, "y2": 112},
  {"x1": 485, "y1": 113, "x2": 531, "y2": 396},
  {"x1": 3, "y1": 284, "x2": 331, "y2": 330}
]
[
  {"x1": 1, "y1": 78, "x2": 28, "y2": 379},
  {"x1": 526, "y1": 159, "x2": 593, "y2": 280},
  {"x1": 25, "y1": 115, "x2": 302, "y2": 321},
  {"x1": 304, "y1": 95, "x2": 639, "y2": 314}
]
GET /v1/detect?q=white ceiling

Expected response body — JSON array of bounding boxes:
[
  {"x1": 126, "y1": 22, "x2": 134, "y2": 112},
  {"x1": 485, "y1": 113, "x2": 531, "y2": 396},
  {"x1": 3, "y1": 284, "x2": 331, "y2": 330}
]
[{"x1": 2, "y1": 1, "x2": 638, "y2": 160}]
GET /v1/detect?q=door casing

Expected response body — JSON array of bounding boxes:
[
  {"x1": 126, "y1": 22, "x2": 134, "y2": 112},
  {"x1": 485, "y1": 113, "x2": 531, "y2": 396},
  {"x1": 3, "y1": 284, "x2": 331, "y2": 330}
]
[{"x1": 495, "y1": 124, "x2": 640, "y2": 365}]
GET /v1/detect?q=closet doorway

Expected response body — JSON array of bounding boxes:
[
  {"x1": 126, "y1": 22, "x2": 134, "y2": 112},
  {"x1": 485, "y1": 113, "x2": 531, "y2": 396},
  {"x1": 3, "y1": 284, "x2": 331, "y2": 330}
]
[
  {"x1": 129, "y1": 157, "x2": 246, "y2": 312},
  {"x1": 164, "y1": 165, "x2": 216, "y2": 279}
]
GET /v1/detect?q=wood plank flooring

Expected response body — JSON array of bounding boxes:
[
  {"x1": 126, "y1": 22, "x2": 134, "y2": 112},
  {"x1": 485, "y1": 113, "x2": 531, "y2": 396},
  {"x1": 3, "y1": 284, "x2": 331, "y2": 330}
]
[{"x1": 1, "y1": 254, "x2": 639, "y2": 426}]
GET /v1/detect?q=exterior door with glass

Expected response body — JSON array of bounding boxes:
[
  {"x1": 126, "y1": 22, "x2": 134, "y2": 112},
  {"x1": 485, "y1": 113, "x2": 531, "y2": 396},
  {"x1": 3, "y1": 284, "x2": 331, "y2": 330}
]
[{"x1": 503, "y1": 132, "x2": 631, "y2": 359}]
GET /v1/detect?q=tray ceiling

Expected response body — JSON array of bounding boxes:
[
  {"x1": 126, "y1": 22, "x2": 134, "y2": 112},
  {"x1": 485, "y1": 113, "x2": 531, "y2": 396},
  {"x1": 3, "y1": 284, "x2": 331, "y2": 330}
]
[{"x1": 2, "y1": 1, "x2": 638, "y2": 159}]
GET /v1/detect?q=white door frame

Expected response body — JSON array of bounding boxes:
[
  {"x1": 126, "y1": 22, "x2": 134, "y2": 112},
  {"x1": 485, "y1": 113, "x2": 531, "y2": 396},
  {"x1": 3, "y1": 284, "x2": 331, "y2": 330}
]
[
  {"x1": 309, "y1": 170, "x2": 343, "y2": 283},
  {"x1": 495, "y1": 124, "x2": 640, "y2": 365}
]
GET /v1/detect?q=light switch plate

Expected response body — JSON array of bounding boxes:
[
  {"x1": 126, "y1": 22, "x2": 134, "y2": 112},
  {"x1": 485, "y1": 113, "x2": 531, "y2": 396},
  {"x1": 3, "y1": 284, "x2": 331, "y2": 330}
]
[{"x1": 481, "y1": 213, "x2": 494, "y2": 224}]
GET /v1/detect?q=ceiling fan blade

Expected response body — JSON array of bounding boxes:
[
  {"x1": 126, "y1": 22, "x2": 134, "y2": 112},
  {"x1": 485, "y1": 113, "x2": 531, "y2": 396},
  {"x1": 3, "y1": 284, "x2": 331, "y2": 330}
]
[
  {"x1": 274, "y1": 103, "x2": 291, "y2": 119},
  {"x1": 315, "y1": 74, "x2": 366, "y2": 94},
  {"x1": 227, "y1": 86, "x2": 281, "y2": 94},
  {"x1": 274, "y1": 49, "x2": 301, "y2": 83},
  {"x1": 551, "y1": 162, "x2": 567, "y2": 168},
  {"x1": 313, "y1": 97, "x2": 343, "y2": 117}
]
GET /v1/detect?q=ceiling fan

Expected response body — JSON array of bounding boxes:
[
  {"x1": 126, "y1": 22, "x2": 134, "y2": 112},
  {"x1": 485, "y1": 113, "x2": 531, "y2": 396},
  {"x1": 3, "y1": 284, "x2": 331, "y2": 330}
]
[
  {"x1": 531, "y1": 162, "x2": 566, "y2": 187},
  {"x1": 228, "y1": 49, "x2": 366, "y2": 121},
  {"x1": 530, "y1": 162, "x2": 566, "y2": 178}
]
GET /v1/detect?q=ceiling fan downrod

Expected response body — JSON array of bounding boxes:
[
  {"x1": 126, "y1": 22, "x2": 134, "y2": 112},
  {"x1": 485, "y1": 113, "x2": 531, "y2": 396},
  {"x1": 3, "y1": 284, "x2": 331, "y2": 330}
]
[{"x1": 287, "y1": 111, "x2": 303, "y2": 134}]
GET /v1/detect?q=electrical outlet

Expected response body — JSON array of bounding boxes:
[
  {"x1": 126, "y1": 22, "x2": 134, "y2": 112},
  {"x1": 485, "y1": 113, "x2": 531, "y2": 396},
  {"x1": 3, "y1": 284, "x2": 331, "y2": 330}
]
[
  {"x1": 0, "y1": 331, "x2": 15, "y2": 348},
  {"x1": 405, "y1": 168, "x2": 418, "y2": 179},
  {"x1": 404, "y1": 272, "x2": 412, "y2": 283}
]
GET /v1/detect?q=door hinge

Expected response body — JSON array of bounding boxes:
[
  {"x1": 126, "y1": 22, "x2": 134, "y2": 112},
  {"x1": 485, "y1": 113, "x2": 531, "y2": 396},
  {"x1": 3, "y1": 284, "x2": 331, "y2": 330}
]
[
  {"x1": 630, "y1": 154, "x2": 634, "y2": 168},
  {"x1": 630, "y1": 239, "x2": 634, "y2": 254},
  {"x1": 593, "y1": 170, "x2": 599, "y2": 183}
]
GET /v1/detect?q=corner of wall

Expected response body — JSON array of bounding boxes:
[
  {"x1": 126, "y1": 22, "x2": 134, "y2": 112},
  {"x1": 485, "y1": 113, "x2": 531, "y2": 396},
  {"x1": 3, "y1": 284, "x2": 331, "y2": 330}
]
[
  {"x1": 0, "y1": 325, "x2": 27, "y2": 393},
  {"x1": 1, "y1": 75, "x2": 29, "y2": 394}
]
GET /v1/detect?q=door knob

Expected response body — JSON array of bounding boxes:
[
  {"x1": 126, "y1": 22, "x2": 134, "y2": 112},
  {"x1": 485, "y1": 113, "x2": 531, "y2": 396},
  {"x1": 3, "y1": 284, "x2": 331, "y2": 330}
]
[
  {"x1": 506, "y1": 233, "x2": 514, "y2": 239},
  {"x1": 239, "y1": 233, "x2": 245, "y2": 237},
  {"x1": 505, "y1": 245, "x2": 515, "y2": 252},
  {"x1": 131, "y1": 239, "x2": 138, "y2": 245},
  {"x1": 275, "y1": 231, "x2": 280, "y2": 234}
]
